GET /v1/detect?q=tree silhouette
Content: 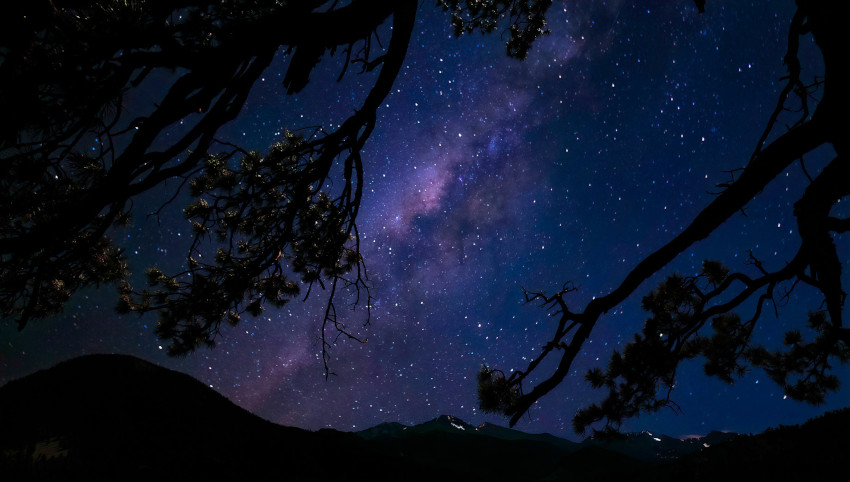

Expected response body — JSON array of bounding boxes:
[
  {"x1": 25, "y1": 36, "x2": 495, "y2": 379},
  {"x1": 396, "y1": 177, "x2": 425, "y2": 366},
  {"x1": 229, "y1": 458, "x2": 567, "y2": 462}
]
[
  {"x1": 0, "y1": 1, "x2": 555, "y2": 367},
  {"x1": 479, "y1": 0, "x2": 849, "y2": 434},
  {"x1": 0, "y1": 0, "x2": 420, "y2": 366}
]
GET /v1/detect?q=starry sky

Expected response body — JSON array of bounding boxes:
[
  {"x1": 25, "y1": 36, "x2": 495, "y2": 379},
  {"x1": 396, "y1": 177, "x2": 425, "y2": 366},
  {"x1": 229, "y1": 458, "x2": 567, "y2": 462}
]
[{"x1": 1, "y1": 1, "x2": 847, "y2": 441}]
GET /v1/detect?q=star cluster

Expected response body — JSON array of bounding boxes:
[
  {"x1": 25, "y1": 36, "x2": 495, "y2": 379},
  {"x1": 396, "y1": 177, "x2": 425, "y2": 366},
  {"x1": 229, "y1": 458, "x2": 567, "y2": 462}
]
[{"x1": 2, "y1": 1, "x2": 847, "y2": 441}]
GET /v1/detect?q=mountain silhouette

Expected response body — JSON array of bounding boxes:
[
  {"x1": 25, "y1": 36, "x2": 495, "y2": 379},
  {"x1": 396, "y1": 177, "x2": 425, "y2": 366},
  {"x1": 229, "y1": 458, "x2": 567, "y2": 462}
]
[
  {"x1": 626, "y1": 409, "x2": 850, "y2": 482},
  {"x1": 354, "y1": 413, "x2": 583, "y2": 480},
  {"x1": 0, "y1": 354, "x2": 456, "y2": 481},
  {"x1": 1, "y1": 354, "x2": 846, "y2": 481}
]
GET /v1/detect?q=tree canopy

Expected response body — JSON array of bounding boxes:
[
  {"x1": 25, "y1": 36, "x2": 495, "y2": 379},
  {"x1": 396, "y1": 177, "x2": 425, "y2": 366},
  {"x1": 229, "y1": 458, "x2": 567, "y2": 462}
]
[
  {"x1": 0, "y1": 0, "x2": 554, "y2": 370},
  {"x1": 477, "y1": 0, "x2": 850, "y2": 435},
  {"x1": 0, "y1": 0, "x2": 423, "y2": 366}
]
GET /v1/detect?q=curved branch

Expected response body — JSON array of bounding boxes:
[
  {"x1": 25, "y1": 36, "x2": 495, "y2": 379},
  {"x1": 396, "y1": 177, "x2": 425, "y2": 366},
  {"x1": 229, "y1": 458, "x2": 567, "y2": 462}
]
[{"x1": 508, "y1": 116, "x2": 828, "y2": 426}]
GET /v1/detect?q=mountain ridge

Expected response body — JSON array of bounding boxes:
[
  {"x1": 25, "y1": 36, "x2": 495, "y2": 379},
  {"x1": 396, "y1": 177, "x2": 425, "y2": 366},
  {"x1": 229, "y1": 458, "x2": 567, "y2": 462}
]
[
  {"x1": 1, "y1": 354, "x2": 846, "y2": 481},
  {"x1": 354, "y1": 412, "x2": 737, "y2": 462}
]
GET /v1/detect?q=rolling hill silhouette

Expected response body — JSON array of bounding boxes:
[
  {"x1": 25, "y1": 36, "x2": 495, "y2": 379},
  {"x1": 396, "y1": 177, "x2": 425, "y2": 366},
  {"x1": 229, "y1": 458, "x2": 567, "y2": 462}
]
[
  {"x1": 0, "y1": 354, "x2": 432, "y2": 481},
  {"x1": 1, "y1": 354, "x2": 846, "y2": 481}
]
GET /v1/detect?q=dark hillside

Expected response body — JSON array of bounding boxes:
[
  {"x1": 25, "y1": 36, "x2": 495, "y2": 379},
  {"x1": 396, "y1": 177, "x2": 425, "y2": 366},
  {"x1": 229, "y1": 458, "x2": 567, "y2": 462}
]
[
  {"x1": 0, "y1": 354, "x2": 458, "y2": 481},
  {"x1": 628, "y1": 408, "x2": 850, "y2": 482},
  {"x1": 2, "y1": 354, "x2": 845, "y2": 481}
]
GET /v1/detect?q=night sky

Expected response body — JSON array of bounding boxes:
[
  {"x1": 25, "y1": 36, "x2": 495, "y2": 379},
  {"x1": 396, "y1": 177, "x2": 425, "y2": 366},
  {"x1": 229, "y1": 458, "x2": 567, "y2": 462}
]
[{"x1": 1, "y1": 1, "x2": 847, "y2": 441}]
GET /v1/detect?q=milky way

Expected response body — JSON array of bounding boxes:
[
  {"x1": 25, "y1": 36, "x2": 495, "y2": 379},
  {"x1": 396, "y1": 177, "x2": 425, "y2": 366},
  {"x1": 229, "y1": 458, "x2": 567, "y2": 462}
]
[{"x1": 2, "y1": 1, "x2": 847, "y2": 440}]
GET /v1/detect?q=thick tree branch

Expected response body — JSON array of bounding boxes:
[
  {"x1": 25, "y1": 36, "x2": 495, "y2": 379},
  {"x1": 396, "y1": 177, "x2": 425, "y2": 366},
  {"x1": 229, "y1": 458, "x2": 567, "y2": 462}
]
[{"x1": 508, "y1": 116, "x2": 828, "y2": 427}]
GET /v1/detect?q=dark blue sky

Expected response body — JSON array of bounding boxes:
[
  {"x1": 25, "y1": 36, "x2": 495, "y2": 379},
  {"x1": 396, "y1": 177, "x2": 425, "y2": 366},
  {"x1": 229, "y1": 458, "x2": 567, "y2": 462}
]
[{"x1": 2, "y1": 1, "x2": 847, "y2": 441}]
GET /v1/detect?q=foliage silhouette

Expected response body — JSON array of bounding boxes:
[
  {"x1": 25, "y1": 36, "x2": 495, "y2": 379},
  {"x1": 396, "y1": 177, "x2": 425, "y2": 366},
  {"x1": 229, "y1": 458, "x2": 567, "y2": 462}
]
[
  {"x1": 438, "y1": 0, "x2": 553, "y2": 59},
  {"x1": 0, "y1": 0, "x2": 421, "y2": 368},
  {"x1": 478, "y1": 0, "x2": 850, "y2": 434},
  {"x1": 1, "y1": 0, "x2": 558, "y2": 367}
]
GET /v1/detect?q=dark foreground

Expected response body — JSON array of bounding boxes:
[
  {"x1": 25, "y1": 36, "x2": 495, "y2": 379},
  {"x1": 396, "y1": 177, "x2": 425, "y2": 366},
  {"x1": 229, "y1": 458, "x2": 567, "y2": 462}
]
[{"x1": 1, "y1": 354, "x2": 847, "y2": 481}]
